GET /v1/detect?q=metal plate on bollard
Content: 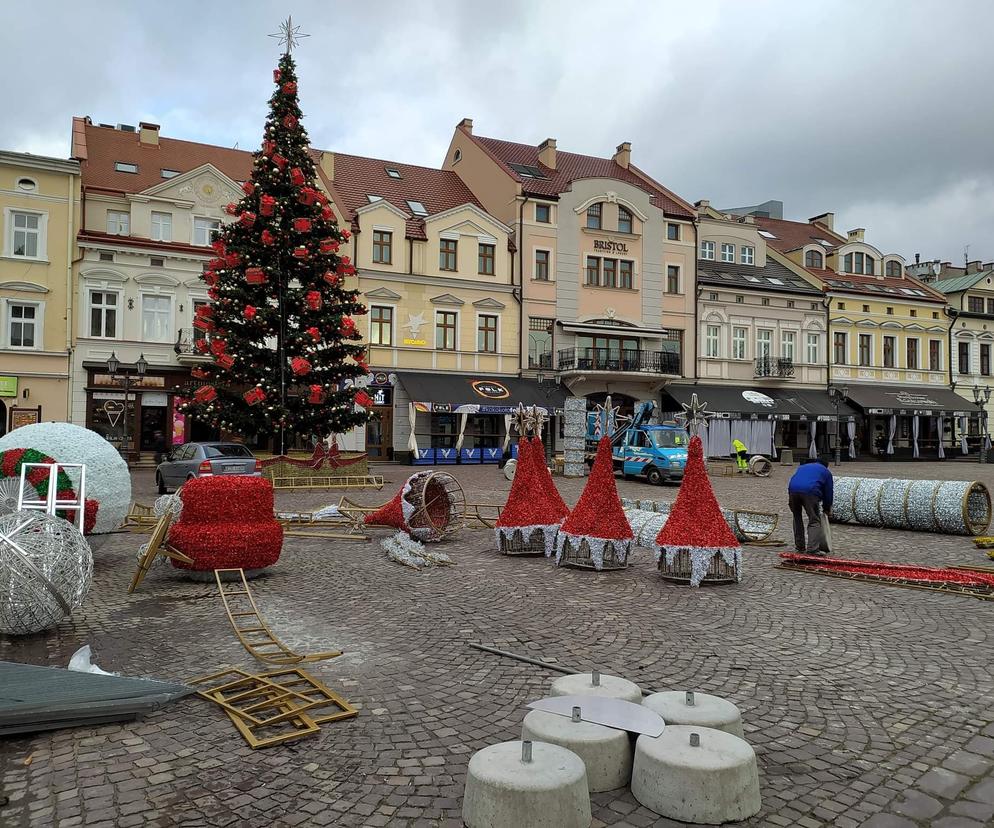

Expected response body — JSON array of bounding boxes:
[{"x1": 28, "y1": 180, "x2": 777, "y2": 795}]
[{"x1": 527, "y1": 695, "x2": 665, "y2": 737}]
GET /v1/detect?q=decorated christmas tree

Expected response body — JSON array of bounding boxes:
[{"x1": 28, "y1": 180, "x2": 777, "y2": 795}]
[{"x1": 180, "y1": 40, "x2": 369, "y2": 451}]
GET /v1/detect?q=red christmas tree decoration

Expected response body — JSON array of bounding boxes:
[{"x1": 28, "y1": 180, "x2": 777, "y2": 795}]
[
  {"x1": 241, "y1": 181, "x2": 255, "y2": 195},
  {"x1": 260, "y1": 230, "x2": 275, "y2": 245},
  {"x1": 273, "y1": 68, "x2": 281, "y2": 83},
  {"x1": 239, "y1": 211, "x2": 256, "y2": 228},
  {"x1": 290, "y1": 166, "x2": 305, "y2": 185},
  {"x1": 259, "y1": 194, "x2": 276, "y2": 216},
  {"x1": 365, "y1": 488, "x2": 407, "y2": 533},
  {"x1": 293, "y1": 217, "x2": 312, "y2": 233},
  {"x1": 495, "y1": 436, "x2": 569, "y2": 556},
  {"x1": 308, "y1": 384, "x2": 324, "y2": 404},
  {"x1": 281, "y1": 81, "x2": 297, "y2": 95},
  {"x1": 319, "y1": 238, "x2": 338, "y2": 253},
  {"x1": 216, "y1": 354, "x2": 234, "y2": 370},
  {"x1": 306, "y1": 326, "x2": 321, "y2": 341},
  {"x1": 283, "y1": 115, "x2": 299, "y2": 131},
  {"x1": 305, "y1": 290, "x2": 322, "y2": 310},
  {"x1": 355, "y1": 390, "x2": 374, "y2": 408},
  {"x1": 293, "y1": 246, "x2": 309, "y2": 259},
  {"x1": 243, "y1": 305, "x2": 257, "y2": 319},
  {"x1": 321, "y1": 206, "x2": 334, "y2": 221},
  {"x1": 245, "y1": 267, "x2": 267, "y2": 284},
  {"x1": 210, "y1": 339, "x2": 227, "y2": 356},
  {"x1": 194, "y1": 385, "x2": 217, "y2": 403},
  {"x1": 243, "y1": 387, "x2": 267, "y2": 406},
  {"x1": 290, "y1": 356, "x2": 311, "y2": 376},
  {"x1": 655, "y1": 435, "x2": 741, "y2": 587},
  {"x1": 272, "y1": 153, "x2": 287, "y2": 170},
  {"x1": 323, "y1": 271, "x2": 340, "y2": 286},
  {"x1": 192, "y1": 316, "x2": 214, "y2": 332},
  {"x1": 224, "y1": 202, "x2": 238, "y2": 215}
]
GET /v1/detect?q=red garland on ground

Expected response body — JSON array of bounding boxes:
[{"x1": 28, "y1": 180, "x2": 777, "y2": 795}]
[
  {"x1": 168, "y1": 476, "x2": 282, "y2": 571},
  {"x1": 560, "y1": 436, "x2": 632, "y2": 541},
  {"x1": 780, "y1": 553, "x2": 994, "y2": 588}
]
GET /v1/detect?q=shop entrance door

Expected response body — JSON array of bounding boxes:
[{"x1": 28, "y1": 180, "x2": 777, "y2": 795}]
[
  {"x1": 140, "y1": 406, "x2": 168, "y2": 453},
  {"x1": 367, "y1": 406, "x2": 393, "y2": 460}
]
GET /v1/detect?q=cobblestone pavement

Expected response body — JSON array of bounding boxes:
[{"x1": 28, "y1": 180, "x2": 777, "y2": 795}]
[{"x1": 3, "y1": 458, "x2": 994, "y2": 827}]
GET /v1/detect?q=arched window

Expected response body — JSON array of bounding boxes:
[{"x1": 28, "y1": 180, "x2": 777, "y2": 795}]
[
  {"x1": 586, "y1": 203, "x2": 602, "y2": 230},
  {"x1": 843, "y1": 251, "x2": 875, "y2": 275},
  {"x1": 617, "y1": 206, "x2": 632, "y2": 234},
  {"x1": 805, "y1": 249, "x2": 824, "y2": 268},
  {"x1": 885, "y1": 260, "x2": 902, "y2": 277}
]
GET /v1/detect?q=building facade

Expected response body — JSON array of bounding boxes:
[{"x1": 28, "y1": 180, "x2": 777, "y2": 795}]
[{"x1": 0, "y1": 150, "x2": 80, "y2": 435}]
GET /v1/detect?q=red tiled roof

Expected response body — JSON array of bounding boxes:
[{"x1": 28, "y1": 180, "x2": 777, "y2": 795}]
[
  {"x1": 804, "y1": 267, "x2": 946, "y2": 303},
  {"x1": 314, "y1": 151, "x2": 487, "y2": 241},
  {"x1": 73, "y1": 117, "x2": 253, "y2": 193},
  {"x1": 467, "y1": 131, "x2": 695, "y2": 219},
  {"x1": 754, "y1": 216, "x2": 847, "y2": 253}
]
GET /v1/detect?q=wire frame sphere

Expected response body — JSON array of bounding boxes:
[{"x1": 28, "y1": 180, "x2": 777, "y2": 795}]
[{"x1": 0, "y1": 511, "x2": 93, "y2": 635}]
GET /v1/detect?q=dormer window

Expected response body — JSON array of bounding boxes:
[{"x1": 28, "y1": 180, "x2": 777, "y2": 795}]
[
  {"x1": 885, "y1": 260, "x2": 902, "y2": 277},
  {"x1": 700, "y1": 240, "x2": 715, "y2": 260},
  {"x1": 385, "y1": 167, "x2": 402, "y2": 179},
  {"x1": 618, "y1": 206, "x2": 632, "y2": 234},
  {"x1": 720, "y1": 243, "x2": 735, "y2": 263},
  {"x1": 407, "y1": 200, "x2": 428, "y2": 217},
  {"x1": 586, "y1": 203, "x2": 602, "y2": 230},
  {"x1": 741, "y1": 246, "x2": 755, "y2": 265},
  {"x1": 805, "y1": 250, "x2": 824, "y2": 268},
  {"x1": 367, "y1": 195, "x2": 383, "y2": 203},
  {"x1": 843, "y1": 252, "x2": 874, "y2": 275},
  {"x1": 114, "y1": 162, "x2": 138, "y2": 173}
]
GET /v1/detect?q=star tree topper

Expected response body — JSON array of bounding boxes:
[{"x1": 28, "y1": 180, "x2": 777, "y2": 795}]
[
  {"x1": 676, "y1": 393, "x2": 714, "y2": 437},
  {"x1": 512, "y1": 404, "x2": 547, "y2": 437},
  {"x1": 269, "y1": 16, "x2": 310, "y2": 53}
]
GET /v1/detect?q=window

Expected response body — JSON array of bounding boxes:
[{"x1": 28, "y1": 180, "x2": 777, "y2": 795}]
[
  {"x1": 969, "y1": 296, "x2": 984, "y2": 313},
  {"x1": 435, "y1": 311, "x2": 457, "y2": 350},
  {"x1": 141, "y1": 294, "x2": 172, "y2": 342},
  {"x1": 858, "y1": 334, "x2": 871, "y2": 366},
  {"x1": 667, "y1": 223, "x2": 680, "y2": 241},
  {"x1": 370, "y1": 306, "x2": 393, "y2": 345},
  {"x1": 781, "y1": 331, "x2": 796, "y2": 360},
  {"x1": 619, "y1": 260, "x2": 633, "y2": 289},
  {"x1": 406, "y1": 200, "x2": 428, "y2": 216},
  {"x1": 528, "y1": 317, "x2": 554, "y2": 369},
  {"x1": 756, "y1": 329, "x2": 772, "y2": 358},
  {"x1": 16, "y1": 178, "x2": 36, "y2": 191},
  {"x1": 885, "y1": 260, "x2": 902, "y2": 277},
  {"x1": 708, "y1": 292, "x2": 719, "y2": 301},
  {"x1": 988, "y1": 299, "x2": 994, "y2": 315},
  {"x1": 843, "y1": 251, "x2": 875, "y2": 275},
  {"x1": 907, "y1": 338, "x2": 919, "y2": 370},
  {"x1": 786, "y1": 300, "x2": 794, "y2": 308},
  {"x1": 586, "y1": 203, "x2": 602, "y2": 230},
  {"x1": 585, "y1": 256, "x2": 600, "y2": 286},
  {"x1": 439, "y1": 239, "x2": 457, "y2": 271},
  {"x1": 99, "y1": 252, "x2": 114, "y2": 262},
  {"x1": 7, "y1": 302, "x2": 37, "y2": 348},
  {"x1": 617, "y1": 206, "x2": 633, "y2": 234},
  {"x1": 151, "y1": 211, "x2": 172, "y2": 242},
  {"x1": 193, "y1": 217, "x2": 221, "y2": 246},
  {"x1": 883, "y1": 335, "x2": 895, "y2": 368},
  {"x1": 478, "y1": 315, "x2": 498, "y2": 353},
  {"x1": 834, "y1": 332, "x2": 848, "y2": 365},
  {"x1": 602, "y1": 258, "x2": 617, "y2": 288},
  {"x1": 535, "y1": 204, "x2": 550, "y2": 223},
  {"x1": 806, "y1": 333, "x2": 819, "y2": 364},
  {"x1": 736, "y1": 295, "x2": 744, "y2": 304},
  {"x1": 478, "y1": 243, "x2": 495, "y2": 275},
  {"x1": 732, "y1": 327, "x2": 747, "y2": 359},
  {"x1": 811, "y1": 302, "x2": 819, "y2": 310},
  {"x1": 983, "y1": 344, "x2": 991, "y2": 377},
  {"x1": 959, "y1": 341, "x2": 970, "y2": 374},
  {"x1": 114, "y1": 162, "x2": 138, "y2": 173},
  {"x1": 741, "y1": 246, "x2": 755, "y2": 265},
  {"x1": 761, "y1": 298, "x2": 770, "y2": 307},
  {"x1": 705, "y1": 325, "x2": 720, "y2": 358},
  {"x1": 107, "y1": 210, "x2": 130, "y2": 235},
  {"x1": 8, "y1": 211, "x2": 43, "y2": 258},
  {"x1": 367, "y1": 195, "x2": 383, "y2": 203},
  {"x1": 372, "y1": 230, "x2": 392, "y2": 264},
  {"x1": 862, "y1": 304, "x2": 870, "y2": 312},
  {"x1": 886, "y1": 307, "x2": 893, "y2": 315},
  {"x1": 534, "y1": 249, "x2": 550, "y2": 281},
  {"x1": 89, "y1": 291, "x2": 118, "y2": 337},
  {"x1": 160, "y1": 169, "x2": 180, "y2": 179},
  {"x1": 453, "y1": 149, "x2": 462, "y2": 163},
  {"x1": 666, "y1": 265, "x2": 680, "y2": 294},
  {"x1": 838, "y1": 302, "x2": 846, "y2": 310},
  {"x1": 805, "y1": 250, "x2": 824, "y2": 268},
  {"x1": 385, "y1": 167, "x2": 402, "y2": 179},
  {"x1": 150, "y1": 257, "x2": 164, "y2": 267},
  {"x1": 720, "y1": 243, "x2": 735, "y2": 263},
  {"x1": 932, "y1": 312, "x2": 939, "y2": 319},
  {"x1": 929, "y1": 339, "x2": 941, "y2": 371},
  {"x1": 700, "y1": 240, "x2": 715, "y2": 260}
]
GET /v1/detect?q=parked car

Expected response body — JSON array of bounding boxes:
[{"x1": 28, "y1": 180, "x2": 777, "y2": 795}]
[{"x1": 156, "y1": 442, "x2": 262, "y2": 493}]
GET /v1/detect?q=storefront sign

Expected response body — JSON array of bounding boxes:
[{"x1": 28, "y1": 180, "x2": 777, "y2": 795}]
[
  {"x1": 93, "y1": 374, "x2": 166, "y2": 389},
  {"x1": 9, "y1": 407, "x2": 40, "y2": 430},
  {"x1": 471, "y1": 380, "x2": 511, "y2": 400},
  {"x1": 141, "y1": 392, "x2": 169, "y2": 407},
  {"x1": 372, "y1": 371, "x2": 391, "y2": 386},
  {"x1": 593, "y1": 239, "x2": 629, "y2": 254},
  {"x1": 888, "y1": 391, "x2": 940, "y2": 407},
  {"x1": 742, "y1": 390, "x2": 775, "y2": 408},
  {"x1": 0, "y1": 376, "x2": 17, "y2": 397},
  {"x1": 403, "y1": 338, "x2": 427, "y2": 346},
  {"x1": 92, "y1": 391, "x2": 127, "y2": 401},
  {"x1": 172, "y1": 408, "x2": 186, "y2": 445}
]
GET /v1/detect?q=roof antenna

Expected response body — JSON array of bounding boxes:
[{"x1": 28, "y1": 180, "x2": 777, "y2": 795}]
[
  {"x1": 965, "y1": 244, "x2": 970, "y2": 267},
  {"x1": 233, "y1": 142, "x2": 239, "y2": 149}
]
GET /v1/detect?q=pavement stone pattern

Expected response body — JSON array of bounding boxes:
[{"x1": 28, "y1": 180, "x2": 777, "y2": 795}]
[{"x1": 2, "y1": 458, "x2": 994, "y2": 827}]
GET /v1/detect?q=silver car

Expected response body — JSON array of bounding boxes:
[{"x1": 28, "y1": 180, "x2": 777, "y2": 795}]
[{"x1": 155, "y1": 442, "x2": 262, "y2": 493}]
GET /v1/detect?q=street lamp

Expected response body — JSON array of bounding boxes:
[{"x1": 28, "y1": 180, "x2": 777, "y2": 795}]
[
  {"x1": 972, "y1": 383, "x2": 992, "y2": 463},
  {"x1": 828, "y1": 384, "x2": 849, "y2": 465},
  {"x1": 106, "y1": 352, "x2": 148, "y2": 465}
]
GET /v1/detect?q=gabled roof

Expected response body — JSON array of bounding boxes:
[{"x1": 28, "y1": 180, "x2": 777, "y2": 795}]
[
  {"x1": 315, "y1": 151, "x2": 487, "y2": 241},
  {"x1": 806, "y1": 268, "x2": 947, "y2": 304},
  {"x1": 753, "y1": 216, "x2": 847, "y2": 253},
  {"x1": 72, "y1": 117, "x2": 253, "y2": 193},
  {"x1": 466, "y1": 130, "x2": 695, "y2": 219},
  {"x1": 697, "y1": 257, "x2": 822, "y2": 296},
  {"x1": 931, "y1": 270, "x2": 994, "y2": 295}
]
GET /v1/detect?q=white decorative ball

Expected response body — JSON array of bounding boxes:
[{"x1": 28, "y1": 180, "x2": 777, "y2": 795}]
[
  {"x1": 0, "y1": 423, "x2": 132, "y2": 534},
  {"x1": 0, "y1": 511, "x2": 93, "y2": 635}
]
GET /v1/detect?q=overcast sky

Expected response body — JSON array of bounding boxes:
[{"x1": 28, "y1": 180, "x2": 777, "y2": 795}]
[{"x1": 3, "y1": 0, "x2": 992, "y2": 265}]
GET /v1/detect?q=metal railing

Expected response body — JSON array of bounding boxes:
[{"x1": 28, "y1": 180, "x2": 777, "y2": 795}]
[
  {"x1": 174, "y1": 328, "x2": 208, "y2": 355},
  {"x1": 755, "y1": 356, "x2": 795, "y2": 378},
  {"x1": 557, "y1": 348, "x2": 681, "y2": 375}
]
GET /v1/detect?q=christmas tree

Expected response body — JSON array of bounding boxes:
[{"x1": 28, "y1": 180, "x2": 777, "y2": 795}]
[{"x1": 180, "y1": 44, "x2": 370, "y2": 451}]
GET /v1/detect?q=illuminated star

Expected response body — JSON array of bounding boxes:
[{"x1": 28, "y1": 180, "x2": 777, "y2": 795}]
[
  {"x1": 269, "y1": 16, "x2": 310, "y2": 54},
  {"x1": 402, "y1": 312, "x2": 426, "y2": 339},
  {"x1": 676, "y1": 392, "x2": 713, "y2": 436}
]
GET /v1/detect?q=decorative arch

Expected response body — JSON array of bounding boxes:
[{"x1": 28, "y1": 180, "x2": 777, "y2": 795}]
[{"x1": 573, "y1": 192, "x2": 649, "y2": 223}]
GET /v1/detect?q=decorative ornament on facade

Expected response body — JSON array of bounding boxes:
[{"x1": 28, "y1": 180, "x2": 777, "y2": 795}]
[{"x1": 402, "y1": 312, "x2": 427, "y2": 340}]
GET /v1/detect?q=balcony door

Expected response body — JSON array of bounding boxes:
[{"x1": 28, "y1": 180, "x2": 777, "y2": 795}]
[{"x1": 578, "y1": 334, "x2": 640, "y2": 370}]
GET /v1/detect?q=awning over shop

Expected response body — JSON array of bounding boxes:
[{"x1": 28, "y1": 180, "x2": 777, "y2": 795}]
[
  {"x1": 844, "y1": 384, "x2": 974, "y2": 416},
  {"x1": 662, "y1": 383, "x2": 857, "y2": 421},
  {"x1": 395, "y1": 371, "x2": 570, "y2": 414}
]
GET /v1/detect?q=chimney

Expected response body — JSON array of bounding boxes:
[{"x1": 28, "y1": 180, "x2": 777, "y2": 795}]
[
  {"x1": 612, "y1": 141, "x2": 632, "y2": 169},
  {"x1": 809, "y1": 212, "x2": 834, "y2": 231},
  {"x1": 538, "y1": 138, "x2": 557, "y2": 170},
  {"x1": 695, "y1": 199, "x2": 710, "y2": 210},
  {"x1": 319, "y1": 150, "x2": 335, "y2": 181},
  {"x1": 138, "y1": 121, "x2": 160, "y2": 146},
  {"x1": 915, "y1": 252, "x2": 921, "y2": 264},
  {"x1": 459, "y1": 117, "x2": 474, "y2": 134},
  {"x1": 967, "y1": 260, "x2": 983, "y2": 274},
  {"x1": 847, "y1": 228, "x2": 865, "y2": 243}
]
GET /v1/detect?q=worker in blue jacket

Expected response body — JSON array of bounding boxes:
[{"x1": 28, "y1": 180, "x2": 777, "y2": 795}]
[{"x1": 787, "y1": 457, "x2": 833, "y2": 554}]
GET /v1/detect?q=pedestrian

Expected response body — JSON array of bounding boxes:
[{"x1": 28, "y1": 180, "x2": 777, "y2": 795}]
[
  {"x1": 787, "y1": 457, "x2": 834, "y2": 554},
  {"x1": 732, "y1": 437, "x2": 749, "y2": 473}
]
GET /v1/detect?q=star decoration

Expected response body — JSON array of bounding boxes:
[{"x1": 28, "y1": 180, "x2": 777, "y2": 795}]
[
  {"x1": 592, "y1": 396, "x2": 620, "y2": 438},
  {"x1": 512, "y1": 404, "x2": 546, "y2": 436},
  {"x1": 675, "y1": 393, "x2": 714, "y2": 436},
  {"x1": 269, "y1": 16, "x2": 310, "y2": 53},
  {"x1": 402, "y1": 312, "x2": 426, "y2": 339}
]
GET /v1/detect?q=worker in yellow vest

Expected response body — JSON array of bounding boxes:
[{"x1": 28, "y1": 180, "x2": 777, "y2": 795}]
[{"x1": 732, "y1": 438, "x2": 749, "y2": 472}]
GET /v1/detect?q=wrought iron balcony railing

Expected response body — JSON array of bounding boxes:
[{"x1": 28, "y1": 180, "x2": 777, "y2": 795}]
[
  {"x1": 557, "y1": 347, "x2": 681, "y2": 375},
  {"x1": 755, "y1": 356, "x2": 795, "y2": 378}
]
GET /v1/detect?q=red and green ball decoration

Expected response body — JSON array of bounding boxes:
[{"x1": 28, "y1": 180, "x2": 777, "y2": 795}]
[{"x1": 0, "y1": 448, "x2": 98, "y2": 534}]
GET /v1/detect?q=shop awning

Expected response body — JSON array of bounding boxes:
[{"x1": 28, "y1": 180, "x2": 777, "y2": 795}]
[
  {"x1": 844, "y1": 384, "x2": 974, "y2": 416},
  {"x1": 662, "y1": 383, "x2": 857, "y2": 421},
  {"x1": 395, "y1": 372, "x2": 570, "y2": 414}
]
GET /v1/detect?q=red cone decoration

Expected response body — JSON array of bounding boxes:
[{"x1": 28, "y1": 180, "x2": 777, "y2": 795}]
[
  {"x1": 655, "y1": 435, "x2": 741, "y2": 587},
  {"x1": 365, "y1": 487, "x2": 407, "y2": 533},
  {"x1": 555, "y1": 436, "x2": 632, "y2": 570},
  {"x1": 495, "y1": 436, "x2": 568, "y2": 556}
]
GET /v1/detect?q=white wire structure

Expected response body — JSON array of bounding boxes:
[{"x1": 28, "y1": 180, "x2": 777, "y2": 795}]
[{"x1": 16, "y1": 463, "x2": 87, "y2": 532}]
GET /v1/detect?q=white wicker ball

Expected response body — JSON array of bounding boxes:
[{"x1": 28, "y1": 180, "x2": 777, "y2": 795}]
[
  {"x1": 0, "y1": 511, "x2": 93, "y2": 635},
  {"x1": 0, "y1": 423, "x2": 131, "y2": 533}
]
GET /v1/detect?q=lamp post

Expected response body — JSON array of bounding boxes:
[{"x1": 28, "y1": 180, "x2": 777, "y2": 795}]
[
  {"x1": 828, "y1": 384, "x2": 849, "y2": 465},
  {"x1": 535, "y1": 372, "x2": 561, "y2": 464},
  {"x1": 972, "y1": 383, "x2": 992, "y2": 463},
  {"x1": 106, "y1": 351, "x2": 148, "y2": 466}
]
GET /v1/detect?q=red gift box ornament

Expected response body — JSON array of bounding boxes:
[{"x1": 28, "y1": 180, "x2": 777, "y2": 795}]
[
  {"x1": 291, "y1": 356, "x2": 312, "y2": 376},
  {"x1": 272, "y1": 154, "x2": 287, "y2": 170},
  {"x1": 190, "y1": 367, "x2": 208, "y2": 379},
  {"x1": 195, "y1": 338, "x2": 210, "y2": 354},
  {"x1": 192, "y1": 316, "x2": 214, "y2": 333},
  {"x1": 239, "y1": 211, "x2": 256, "y2": 228},
  {"x1": 212, "y1": 239, "x2": 227, "y2": 254},
  {"x1": 202, "y1": 271, "x2": 218, "y2": 287},
  {"x1": 355, "y1": 390, "x2": 374, "y2": 408},
  {"x1": 207, "y1": 287, "x2": 219, "y2": 300},
  {"x1": 273, "y1": 68, "x2": 281, "y2": 83},
  {"x1": 224, "y1": 202, "x2": 238, "y2": 216},
  {"x1": 243, "y1": 305, "x2": 257, "y2": 319},
  {"x1": 281, "y1": 81, "x2": 297, "y2": 95},
  {"x1": 322, "y1": 271, "x2": 340, "y2": 286},
  {"x1": 290, "y1": 167, "x2": 305, "y2": 186},
  {"x1": 243, "y1": 387, "x2": 267, "y2": 406},
  {"x1": 224, "y1": 252, "x2": 241, "y2": 267},
  {"x1": 194, "y1": 385, "x2": 217, "y2": 403},
  {"x1": 215, "y1": 353, "x2": 234, "y2": 369},
  {"x1": 307, "y1": 326, "x2": 321, "y2": 341},
  {"x1": 195, "y1": 304, "x2": 213, "y2": 318},
  {"x1": 262, "y1": 139, "x2": 276, "y2": 156},
  {"x1": 319, "y1": 238, "x2": 339, "y2": 254},
  {"x1": 210, "y1": 338, "x2": 227, "y2": 356},
  {"x1": 308, "y1": 384, "x2": 324, "y2": 404},
  {"x1": 320, "y1": 206, "x2": 333, "y2": 221},
  {"x1": 305, "y1": 290, "x2": 322, "y2": 310},
  {"x1": 293, "y1": 246, "x2": 309, "y2": 259},
  {"x1": 260, "y1": 229, "x2": 275, "y2": 246},
  {"x1": 297, "y1": 187, "x2": 318, "y2": 206},
  {"x1": 293, "y1": 217, "x2": 312, "y2": 233},
  {"x1": 245, "y1": 267, "x2": 267, "y2": 284},
  {"x1": 259, "y1": 194, "x2": 276, "y2": 216},
  {"x1": 283, "y1": 114, "x2": 299, "y2": 131},
  {"x1": 241, "y1": 180, "x2": 254, "y2": 195},
  {"x1": 340, "y1": 317, "x2": 356, "y2": 336},
  {"x1": 341, "y1": 229, "x2": 351, "y2": 240}
]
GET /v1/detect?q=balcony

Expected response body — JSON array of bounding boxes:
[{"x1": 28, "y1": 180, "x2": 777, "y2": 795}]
[
  {"x1": 174, "y1": 328, "x2": 212, "y2": 364},
  {"x1": 754, "y1": 356, "x2": 795, "y2": 379},
  {"x1": 557, "y1": 347, "x2": 681, "y2": 377}
]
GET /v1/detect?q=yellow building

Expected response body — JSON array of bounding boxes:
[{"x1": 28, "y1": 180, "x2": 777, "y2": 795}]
[{"x1": 0, "y1": 150, "x2": 80, "y2": 434}]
